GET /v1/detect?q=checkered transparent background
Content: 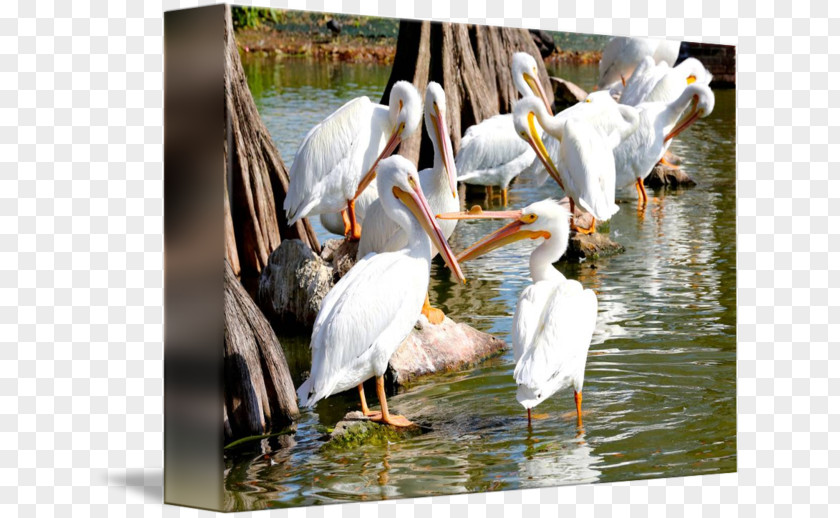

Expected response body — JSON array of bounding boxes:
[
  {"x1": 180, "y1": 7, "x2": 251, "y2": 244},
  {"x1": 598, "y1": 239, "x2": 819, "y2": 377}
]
[{"x1": 1, "y1": 0, "x2": 836, "y2": 516}]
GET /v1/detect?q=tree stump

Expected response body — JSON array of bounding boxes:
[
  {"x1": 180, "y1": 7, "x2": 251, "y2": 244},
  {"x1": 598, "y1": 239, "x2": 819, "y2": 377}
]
[
  {"x1": 380, "y1": 21, "x2": 551, "y2": 170},
  {"x1": 224, "y1": 259, "x2": 299, "y2": 442},
  {"x1": 223, "y1": 5, "x2": 319, "y2": 281}
]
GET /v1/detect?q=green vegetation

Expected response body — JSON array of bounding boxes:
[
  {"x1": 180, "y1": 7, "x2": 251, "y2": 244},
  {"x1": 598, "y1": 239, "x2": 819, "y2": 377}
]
[{"x1": 232, "y1": 7, "x2": 280, "y2": 30}]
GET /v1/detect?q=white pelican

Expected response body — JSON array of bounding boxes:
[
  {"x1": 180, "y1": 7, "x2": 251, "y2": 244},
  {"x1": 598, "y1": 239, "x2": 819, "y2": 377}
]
[
  {"x1": 284, "y1": 81, "x2": 423, "y2": 240},
  {"x1": 438, "y1": 200, "x2": 597, "y2": 425},
  {"x1": 357, "y1": 82, "x2": 459, "y2": 324},
  {"x1": 598, "y1": 36, "x2": 681, "y2": 91},
  {"x1": 455, "y1": 52, "x2": 553, "y2": 205},
  {"x1": 514, "y1": 96, "x2": 638, "y2": 233},
  {"x1": 297, "y1": 155, "x2": 466, "y2": 427},
  {"x1": 593, "y1": 83, "x2": 715, "y2": 204}
]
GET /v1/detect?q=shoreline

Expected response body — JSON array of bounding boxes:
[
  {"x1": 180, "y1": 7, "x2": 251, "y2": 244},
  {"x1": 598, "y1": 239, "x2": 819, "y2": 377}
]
[{"x1": 235, "y1": 27, "x2": 603, "y2": 65}]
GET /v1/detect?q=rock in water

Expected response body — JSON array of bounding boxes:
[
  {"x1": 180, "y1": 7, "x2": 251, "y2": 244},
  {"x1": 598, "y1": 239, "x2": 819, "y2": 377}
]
[
  {"x1": 564, "y1": 232, "x2": 626, "y2": 263},
  {"x1": 550, "y1": 77, "x2": 588, "y2": 110},
  {"x1": 645, "y1": 163, "x2": 697, "y2": 189},
  {"x1": 321, "y1": 411, "x2": 423, "y2": 451},
  {"x1": 387, "y1": 316, "x2": 507, "y2": 387},
  {"x1": 257, "y1": 239, "x2": 334, "y2": 328}
]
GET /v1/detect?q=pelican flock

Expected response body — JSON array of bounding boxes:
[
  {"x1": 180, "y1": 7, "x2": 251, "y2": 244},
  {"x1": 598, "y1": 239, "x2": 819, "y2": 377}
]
[{"x1": 282, "y1": 38, "x2": 718, "y2": 432}]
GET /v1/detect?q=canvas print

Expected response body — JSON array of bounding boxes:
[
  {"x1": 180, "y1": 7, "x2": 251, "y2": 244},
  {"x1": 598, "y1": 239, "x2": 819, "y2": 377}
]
[{"x1": 219, "y1": 5, "x2": 735, "y2": 510}]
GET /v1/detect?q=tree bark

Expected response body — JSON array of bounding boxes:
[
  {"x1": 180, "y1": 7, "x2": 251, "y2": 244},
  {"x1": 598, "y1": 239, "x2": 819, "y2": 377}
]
[
  {"x1": 224, "y1": 5, "x2": 320, "y2": 281},
  {"x1": 224, "y1": 259, "x2": 299, "y2": 442},
  {"x1": 381, "y1": 21, "x2": 551, "y2": 170}
]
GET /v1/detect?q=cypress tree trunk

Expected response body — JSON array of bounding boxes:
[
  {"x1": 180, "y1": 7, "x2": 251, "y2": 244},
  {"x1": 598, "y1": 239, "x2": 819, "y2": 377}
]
[
  {"x1": 224, "y1": 259, "x2": 299, "y2": 442},
  {"x1": 224, "y1": 4, "x2": 320, "y2": 281}
]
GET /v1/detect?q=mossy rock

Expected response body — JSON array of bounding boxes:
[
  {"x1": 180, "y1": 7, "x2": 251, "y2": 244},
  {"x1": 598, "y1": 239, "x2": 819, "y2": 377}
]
[{"x1": 320, "y1": 411, "x2": 424, "y2": 451}]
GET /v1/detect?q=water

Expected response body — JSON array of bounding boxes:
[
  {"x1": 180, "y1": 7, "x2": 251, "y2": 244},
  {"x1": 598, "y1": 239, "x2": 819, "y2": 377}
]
[{"x1": 226, "y1": 55, "x2": 736, "y2": 509}]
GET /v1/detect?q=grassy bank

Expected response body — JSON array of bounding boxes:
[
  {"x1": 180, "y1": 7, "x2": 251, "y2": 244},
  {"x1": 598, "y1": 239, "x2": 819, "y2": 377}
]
[{"x1": 232, "y1": 7, "x2": 606, "y2": 64}]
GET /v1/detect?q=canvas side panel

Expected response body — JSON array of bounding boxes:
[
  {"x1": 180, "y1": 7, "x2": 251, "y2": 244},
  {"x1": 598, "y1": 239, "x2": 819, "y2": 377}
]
[{"x1": 163, "y1": 4, "x2": 224, "y2": 511}]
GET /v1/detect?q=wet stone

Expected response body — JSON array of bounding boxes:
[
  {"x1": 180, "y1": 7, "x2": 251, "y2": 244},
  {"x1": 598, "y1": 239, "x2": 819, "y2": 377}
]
[{"x1": 321, "y1": 411, "x2": 424, "y2": 451}]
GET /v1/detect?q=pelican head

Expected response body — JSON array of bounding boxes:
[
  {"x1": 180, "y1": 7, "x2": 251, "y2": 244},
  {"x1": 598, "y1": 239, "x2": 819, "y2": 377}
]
[
  {"x1": 663, "y1": 83, "x2": 715, "y2": 143},
  {"x1": 437, "y1": 199, "x2": 571, "y2": 263},
  {"x1": 512, "y1": 52, "x2": 553, "y2": 115},
  {"x1": 376, "y1": 155, "x2": 466, "y2": 284},
  {"x1": 584, "y1": 90, "x2": 618, "y2": 104},
  {"x1": 674, "y1": 57, "x2": 713, "y2": 86},
  {"x1": 354, "y1": 81, "x2": 422, "y2": 199},
  {"x1": 512, "y1": 97, "x2": 564, "y2": 190},
  {"x1": 424, "y1": 82, "x2": 458, "y2": 199}
]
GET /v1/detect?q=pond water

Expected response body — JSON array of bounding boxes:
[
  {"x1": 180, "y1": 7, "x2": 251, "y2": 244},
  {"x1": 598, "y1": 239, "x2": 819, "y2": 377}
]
[{"x1": 225, "y1": 55, "x2": 736, "y2": 510}]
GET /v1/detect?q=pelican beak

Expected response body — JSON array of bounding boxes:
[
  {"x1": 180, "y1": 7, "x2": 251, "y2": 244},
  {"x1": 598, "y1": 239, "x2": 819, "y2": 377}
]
[
  {"x1": 393, "y1": 181, "x2": 466, "y2": 284},
  {"x1": 524, "y1": 72, "x2": 554, "y2": 116},
  {"x1": 355, "y1": 123, "x2": 405, "y2": 200},
  {"x1": 432, "y1": 104, "x2": 458, "y2": 199},
  {"x1": 437, "y1": 210, "x2": 550, "y2": 263},
  {"x1": 663, "y1": 98, "x2": 701, "y2": 143},
  {"x1": 523, "y1": 112, "x2": 565, "y2": 191}
]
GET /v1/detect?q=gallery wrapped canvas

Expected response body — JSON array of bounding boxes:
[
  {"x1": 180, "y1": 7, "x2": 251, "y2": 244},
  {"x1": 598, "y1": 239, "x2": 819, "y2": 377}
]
[{"x1": 164, "y1": 4, "x2": 736, "y2": 511}]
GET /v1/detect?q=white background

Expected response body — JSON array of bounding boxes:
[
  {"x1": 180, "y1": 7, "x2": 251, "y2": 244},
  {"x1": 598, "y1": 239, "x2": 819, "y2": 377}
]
[{"x1": 1, "y1": 0, "x2": 837, "y2": 516}]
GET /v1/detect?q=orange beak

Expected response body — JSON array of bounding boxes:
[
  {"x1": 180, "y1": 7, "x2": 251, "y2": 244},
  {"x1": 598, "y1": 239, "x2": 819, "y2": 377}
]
[
  {"x1": 524, "y1": 73, "x2": 554, "y2": 116},
  {"x1": 394, "y1": 182, "x2": 466, "y2": 283},
  {"x1": 432, "y1": 104, "x2": 458, "y2": 199},
  {"x1": 437, "y1": 209, "x2": 550, "y2": 263},
  {"x1": 523, "y1": 112, "x2": 565, "y2": 191},
  {"x1": 663, "y1": 101, "x2": 701, "y2": 143},
  {"x1": 355, "y1": 125, "x2": 404, "y2": 200}
]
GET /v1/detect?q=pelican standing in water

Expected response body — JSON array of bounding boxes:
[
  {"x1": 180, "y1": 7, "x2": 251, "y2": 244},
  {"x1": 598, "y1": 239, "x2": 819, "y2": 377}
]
[
  {"x1": 284, "y1": 81, "x2": 423, "y2": 240},
  {"x1": 358, "y1": 82, "x2": 459, "y2": 324},
  {"x1": 514, "y1": 96, "x2": 638, "y2": 233},
  {"x1": 591, "y1": 83, "x2": 716, "y2": 204},
  {"x1": 297, "y1": 156, "x2": 466, "y2": 427},
  {"x1": 438, "y1": 200, "x2": 597, "y2": 426},
  {"x1": 455, "y1": 52, "x2": 553, "y2": 205}
]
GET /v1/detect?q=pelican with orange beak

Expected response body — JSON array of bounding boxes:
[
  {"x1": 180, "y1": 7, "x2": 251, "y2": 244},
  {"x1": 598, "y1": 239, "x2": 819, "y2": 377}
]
[
  {"x1": 438, "y1": 200, "x2": 597, "y2": 426},
  {"x1": 298, "y1": 156, "x2": 466, "y2": 427},
  {"x1": 358, "y1": 82, "x2": 460, "y2": 324},
  {"x1": 455, "y1": 52, "x2": 554, "y2": 205},
  {"x1": 514, "y1": 97, "x2": 638, "y2": 233},
  {"x1": 284, "y1": 81, "x2": 422, "y2": 240},
  {"x1": 589, "y1": 82, "x2": 715, "y2": 204}
]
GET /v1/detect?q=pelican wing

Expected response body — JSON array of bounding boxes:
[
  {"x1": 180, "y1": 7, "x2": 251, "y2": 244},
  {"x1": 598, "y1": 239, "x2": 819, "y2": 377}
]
[
  {"x1": 284, "y1": 96, "x2": 379, "y2": 223},
  {"x1": 619, "y1": 57, "x2": 669, "y2": 106},
  {"x1": 356, "y1": 197, "x2": 402, "y2": 258},
  {"x1": 513, "y1": 279, "x2": 597, "y2": 395},
  {"x1": 455, "y1": 114, "x2": 533, "y2": 183},
  {"x1": 560, "y1": 118, "x2": 619, "y2": 221},
  {"x1": 298, "y1": 251, "x2": 425, "y2": 406}
]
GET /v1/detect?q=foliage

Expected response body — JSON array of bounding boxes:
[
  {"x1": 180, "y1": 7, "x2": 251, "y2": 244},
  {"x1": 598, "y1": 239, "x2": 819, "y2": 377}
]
[{"x1": 232, "y1": 6, "x2": 280, "y2": 30}]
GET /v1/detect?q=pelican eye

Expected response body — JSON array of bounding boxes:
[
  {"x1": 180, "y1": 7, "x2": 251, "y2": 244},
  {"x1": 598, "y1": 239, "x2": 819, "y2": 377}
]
[
  {"x1": 585, "y1": 98, "x2": 591, "y2": 103},
  {"x1": 408, "y1": 176, "x2": 417, "y2": 189},
  {"x1": 520, "y1": 213, "x2": 538, "y2": 224}
]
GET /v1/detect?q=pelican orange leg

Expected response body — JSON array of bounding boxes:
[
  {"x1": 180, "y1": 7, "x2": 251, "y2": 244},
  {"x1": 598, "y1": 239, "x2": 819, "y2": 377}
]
[
  {"x1": 574, "y1": 390, "x2": 583, "y2": 427},
  {"x1": 346, "y1": 199, "x2": 363, "y2": 241},
  {"x1": 635, "y1": 177, "x2": 649, "y2": 206},
  {"x1": 370, "y1": 376, "x2": 414, "y2": 427},
  {"x1": 420, "y1": 292, "x2": 445, "y2": 325},
  {"x1": 358, "y1": 384, "x2": 381, "y2": 418}
]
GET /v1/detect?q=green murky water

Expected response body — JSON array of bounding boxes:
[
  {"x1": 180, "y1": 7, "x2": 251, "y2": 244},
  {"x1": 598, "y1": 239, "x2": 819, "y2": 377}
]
[{"x1": 225, "y1": 56, "x2": 736, "y2": 510}]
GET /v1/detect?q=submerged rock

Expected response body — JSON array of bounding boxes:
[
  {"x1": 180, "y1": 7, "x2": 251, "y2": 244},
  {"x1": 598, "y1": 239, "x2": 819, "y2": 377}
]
[
  {"x1": 564, "y1": 232, "x2": 625, "y2": 263},
  {"x1": 644, "y1": 163, "x2": 696, "y2": 189},
  {"x1": 387, "y1": 316, "x2": 506, "y2": 387},
  {"x1": 321, "y1": 411, "x2": 423, "y2": 451}
]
